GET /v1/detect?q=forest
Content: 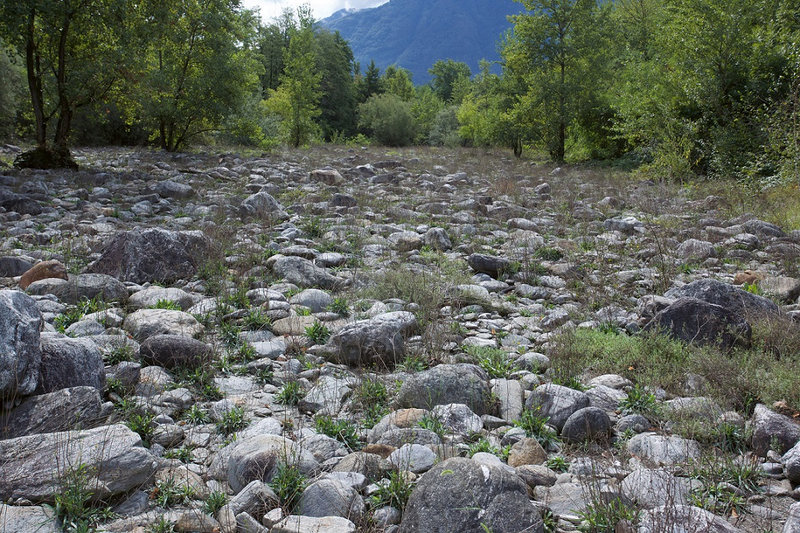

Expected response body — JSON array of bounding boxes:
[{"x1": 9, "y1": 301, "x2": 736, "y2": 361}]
[{"x1": 0, "y1": 0, "x2": 798, "y2": 185}]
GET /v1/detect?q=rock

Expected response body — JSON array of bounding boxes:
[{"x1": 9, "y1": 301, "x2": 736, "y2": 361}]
[
  {"x1": 175, "y1": 512, "x2": 220, "y2": 532},
  {"x1": 220, "y1": 434, "x2": 319, "y2": 493},
  {"x1": 140, "y1": 334, "x2": 212, "y2": 369},
  {"x1": 297, "y1": 478, "x2": 364, "y2": 519},
  {"x1": 0, "y1": 424, "x2": 157, "y2": 501},
  {"x1": 240, "y1": 191, "x2": 289, "y2": 220},
  {"x1": 0, "y1": 504, "x2": 60, "y2": 532},
  {"x1": 156, "y1": 465, "x2": 209, "y2": 499},
  {"x1": 507, "y1": 438, "x2": 547, "y2": 467},
  {"x1": 0, "y1": 256, "x2": 34, "y2": 277},
  {"x1": 430, "y1": 403, "x2": 483, "y2": 435},
  {"x1": 675, "y1": 239, "x2": 716, "y2": 261},
  {"x1": 272, "y1": 256, "x2": 343, "y2": 290},
  {"x1": 388, "y1": 443, "x2": 437, "y2": 473},
  {"x1": 26, "y1": 274, "x2": 128, "y2": 304},
  {"x1": 229, "y1": 480, "x2": 279, "y2": 517},
  {"x1": 330, "y1": 193, "x2": 357, "y2": 208},
  {"x1": 394, "y1": 364, "x2": 493, "y2": 415},
  {"x1": 492, "y1": 378, "x2": 524, "y2": 422},
  {"x1": 664, "y1": 279, "x2": 779, "y2": 318},
  {"x1": 515, "y1": 464, "x2": 557, "y2": 490},
  {"x1": 388, "y1": 231, "x2": 422, "y2": 252},
  {"x1": 0, "y1": 290, "x2": 42, "y2": 399},
  {"x1": 622, "y1": 468, "x2": 690, "y2": 509},
  {"x1": 377, "y1": 428, "x2": 442, "y2": 448},
  {"x1": 627, "y1": 433, "x2": 701, "y2": 466},
  {"x1": 127, "y1": 287, "x2": 196, "y2": 310},
  {"x1": 326, "y1": 311, "x2": 417, "y2": 367},
  {"x1": 270, "y1": 516, "x2": 356, "y2": 533},
  {"x1": 560, "y1": 406, "x2": 612, "y2": 443},
  {"x1": 751, "y1": 403, "x2": 800, "y2": 456},
  {"x1": 423, "y1": 227, "x2": 452, "y2": 251},
  {"x1": 398, "y1": 457, "x2": 543, "y2": 533},
  {"x1": 783, "y1": 440, "x2": 800, "y2": 484},
  {"x1": 467, "y1": 253, "x2": 511, "y2": 278},
  {"x1": 86, "y1": 228, "x2": 214, "y2": 284},
  {"x1": 785, "y1": 502, "x2": 800, "y2": 533},
  {"x1": 760, "y1": 276, "x2": 800, "y2": 303},
  {"x1": 310, "y1": 168, "x2": 344, "y2": 185},
  {"x1": 123, "y1": 309, "x2": 203, "y2": 340},
  {"x1": 289, "y1": 289, "x2": 333, "y2": 313},
  {"x1": 637, "y1": 504, "x2": 742, "y2": 533},
  {"x1": 37, "y1": 334, "x2": 105, "y2": 393},
  {"x1": 19, "y1": 260, "x2": 68, "y2": 289},
  {"x1": 604, "y1": 216, "x2": 644, "y2": 234},
  {"x1": 525, "y1": 384, "x2": 590, "y2": 431},
  {"x1": 644, "y1": 297, "x2": 751, "y2": 349},
  {"x1": 0, "y1": 187, "x2": 42, "y2": 214},
  {"x1": 300, "y1": 376, "x2": 352, "y2": 415},
  {"x1": 1, "y1": 386, "x2": 103, "y2": 439},
  {"x1": 153, "y1": 179, "x2": 193, "y2": 199}
]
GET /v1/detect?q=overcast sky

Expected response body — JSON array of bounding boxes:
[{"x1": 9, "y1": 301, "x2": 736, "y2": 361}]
[{"x1": 242, "y1": 0, "x2": 389, "y2": 22}]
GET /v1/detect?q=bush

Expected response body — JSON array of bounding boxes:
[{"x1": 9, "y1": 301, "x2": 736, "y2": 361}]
[
  {"x1": 428, "y1": 105, "x2": 462, "y2": 147},
  {"x1": 270, "y1": 463, "x2": 307, "y2": 512},
  {"x1": 514, "y1": 408, "x2": 560, "y2": 449},
  {"x1": 358, "y1": 93, "x2": 417, "y2": 146},
  {"x1": 314, "y1": 415, "x2": 361, "y2": 450},
  {"x1": 369, "y1": 470, "x2": 414, "y2": 511},
  {"x1": 464, "y1": 345, "x2": 517, "y2": 378}
]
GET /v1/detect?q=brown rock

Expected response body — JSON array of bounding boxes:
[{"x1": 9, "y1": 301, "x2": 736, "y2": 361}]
[
  {"x1": 362, "y1": 443, "x2": 396, "y2": 458},
  {"x1": 507, "y1": 437, "x2": 547, "y2": 467},
  {"x1": 391, "y1": 408, "x2": 427, "y2": 428},
  {"x1": 733, "y1": 270, "x2": 766, "y2": 286},
  {"x1": 19, "y1": 260, "x2": 67, "y2": 289}
]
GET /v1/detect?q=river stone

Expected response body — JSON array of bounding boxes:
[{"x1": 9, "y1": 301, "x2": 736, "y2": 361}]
[
  {"x1": 785, "y1": 502, "x2": 800, "y2": 533},
  {"x1": 289, "y1": 288, "x2": 333, "y2": 313},
  {"x1": 644, "y1": 297, "x2": 751, "y2": 349},
  {"x1": 560, "y1": 407, "x2": 613, "y2": 443},
  {"x1": 751, "y1": 403, "x2": 800, "y2": 456},
  {"x1": 297, "y1": 478, "x2": 364, "y2": 519},
  {"x1": 326, "y1": 311, "x2": 418, "y2": 367},
  {"x1": 0, "y1": 424, "x2": 157, "y2": 501},
  {"x1": 783, "y1": 440, "x2": 800, "y2": 484},
  {"x1": 37, "y1": 334, "x2": 105, "y2": 393},
  {"x1": 394, "y1": 364, "x2": 493, "y2": 415},
  {"x1": 271, "y1": 516, "x2": 356, "y2": 533},
  {"x1": 123, "y1": 309, "x2": 203, "y2": 340},
  {"x1": 467, "y1": 253, "x2": 511, "y2": 278},
  {"x1": 272, "y1": 256, "x2": 343, "y2": 290},
  {"x1": 507, "y1": 438, "x2": 547, "y2": 467},
  {"x1": 525, "y1": 384, "x2": 590, "y2": 431},
  {"x1": 220, "y1": 434, "x2": 319, "y2": 493},
  {"x1": 398, "y1": 457, "x2": 543, "y2": 533},
  {"x1": 0, "y1": 289, "x2": 42, "y2": 399},
  {"x1": 430, "y1": 403, "x2": 483, "y2": 435},
  {"x1": 127, "y1": 286, "x2": 195, "y2": 310},
  {"x1": 0, "y1": 504, "x2": 60, "y2": 532},
  {"x1": 228, "y1": 480, "x2": 279, "y2": 517},
  {"x1": 86, "y1": 228, "x2": 213, "y2": 284},
  {"x1": 388, "y1": 443, "x2": 437, "y2": 473},
  {"x1": 622, "y1": 468, "x2": 690, "y2": 509},
  {"x1": 240, "y1": 191, "x2": 289, "y2": 220},
  {"x1": 26, "y1": 274, "x2": 128, "y2": 304},
  {"x1": 140, "y1": 334, "x2": 212, "y2": 369},
  {"x1": 638, "y1": 504, "x2": 742, "y2": 533},
  {"x1": 0, "y1": 256, "x2": 34, "y2": 277},
  {"x1": 664, "y1": 278, "x2": 780, "y2": 318},
  {"x1": 1, "y1": 386, "x2": 103, "y2": 439},
  {"x1": 627, "y1": 433, "x2": 701, "y2": 466}
]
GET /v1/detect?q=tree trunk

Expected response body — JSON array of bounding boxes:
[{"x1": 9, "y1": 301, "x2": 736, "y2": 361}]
[
  {"x1": 557, "y1": 60, "x2": 566, "y2": 163},
  {"x1": 25, "y1": 8, "x2": 46, "y2": 150}
]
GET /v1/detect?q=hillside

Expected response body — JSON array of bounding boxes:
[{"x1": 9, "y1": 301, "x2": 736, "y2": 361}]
[{"x1": 321, "y1": 0, "x2": 522, "y2": 83}]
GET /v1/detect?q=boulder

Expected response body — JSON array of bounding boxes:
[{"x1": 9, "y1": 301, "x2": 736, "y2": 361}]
[
  {"x1": 326, "y1": 311, "x2": 417, "y2": 367},
  {"x1": 430, "y1": 403, "x2": 483, "y2": 435},
  {"x1": 675, "y1": 239, "x2": 716, "y2": 261},
  {"x1": 37, "y1": 334, "x2": 104, "y2": 393},
  {"x1": 560, "y1": 406, "x2": 612, "y2": 443},
  {"x1": 622, "y1": 468, "x2": 690, "y2": 509},
  {"x1": 0, "y1": 290, "x2": 42, "y2": 399},
  {"x1": 394, "y1": 364, "x2": 493, "y2": 415},
  {"x1": 289, "y1": 288, "x2": 333, "y2": 313},
  {"x1": 785, "y1": 502, "x2": 800, "y2": 533},
  {"x1": 751, "y1": 403, "x2": 800, "y2": 456},
  {"x1": 86, "y1": 228, "x2": 214, "y2": 284},
  {"x1": 423, "y1": 227, "x2": 452, "y2": 251},
  {"x1": 1, "y1": 386, "x2": 103, "y2": 439},
  {"x1": 664, "y1": 279, "x2": 779, "y2": 318},
  {"x1": 525, "y1": 384, "x2": 590, "y2": 431},
  {"x1": 271, "y1": 516, "x2": 356, "y2": 533},
  {"x1": 467, "y1": 253, "x2": 511, "y2": 278},
  {"x1": 240, "y1": 192, "x2": 289, "y2": 220},
  {"x1": 0, "y1": 504, "x2": 60, "y2": 532},
  {"x1": 228, "y1": 480, "x2": 279, "y2": 517},
  {"x1": 297, "y1": 478, "x2": 364, "y2": 519},
  {"x1": 26, "y1": 274, "x2": 128, "y2": 304},
  {"x1": 140, "y1": 334, "x2": 212, "y2": 369},
  {"x1": 123, "y1": 309, "x2": 203, "y2": 340},
  {"x1": 19, "y1": 260, "x2": 68, "y2": 289},
  {"x1": 127, "y1": 287, "x2": 196, "y2": 310},
  {"x1": 627, "y1": 433, "x2": 701, "y2": 466},
  {"x1": 0, "y1": 256, "x2": 34, "y2": 277},
  {"x1": 783, "y1": 440, "x2": 800, "y2": 484},
  {"x1": 398, "y1": 457, "x2": 543, "y2": 533},
  {"x1": 272, "y1": 256, "x2": 343, "y2": 290},
  {"x1": 388, "y1": 443, "x2": 437, "y2": 473},
  {"x1": 507, "y1": 438, "x2": 547, "y2": 468},
  {"x1": 0, "y1": 424, "x2": 157, "y2": 501},
  {"x1": 638, "y1": 504, "x2": 742, "y2": 533},
  {"x1": 644, "y1": 297, "x2": 751, "y2": 349}
]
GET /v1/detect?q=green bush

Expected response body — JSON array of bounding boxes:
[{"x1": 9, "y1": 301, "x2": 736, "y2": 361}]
[
  {"x1": 369, "y1": 470, "x2": 414, "y2": 511},
  {"x1": 358, "y1": 93, "x2": 417, "y2": 146},
  {"x1": 270, "y1": 463, "x2": 307, "y2": 512},
  {"x1": 514, "y1": 408, "x2": 560, "y2": 449},
  {"x1": 464, "y1": 345, "x2": 518, "y2": 378},
  {"x1": 314, "y1": 415, "x2": 361, "y2": 450}
]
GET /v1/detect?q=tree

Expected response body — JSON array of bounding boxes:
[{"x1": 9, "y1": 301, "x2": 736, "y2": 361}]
[
  {"x1": 357, "y1": 60, "x2": 383, "y2": 103},
  {"x1": 358, "y1": 93, "x2": 416, "y2": 146},
  {"x1": 266, "y1": 25, "x2": 321, "y2": 147},
  {"x1": 136, "y1": 0, "x2": 261, "y2": 152},
  {"x1": 429, "y1": 59, "x2": 472, "y2": 103},
  {"x1": 315, "y1": 29, "x2": 356, "y2": 140},
  {"x1": 0, "y1": 0, "x2": 134, "y2": 167},
  {"x1": 383, "y1": 66, "x2": 415, "y2": 101},
  {"x1": 0, "y1": 38, "x2": 26, "y2": 140}
]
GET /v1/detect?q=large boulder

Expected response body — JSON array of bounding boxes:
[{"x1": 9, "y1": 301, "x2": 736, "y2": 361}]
[
  {"x1": 0, "y1": 504, "x2": 60, "y2": 532},
  {"x1": 123, "y1": 309, "x2": 204, "y2": 340},
  {"x1": 0, "y1": 424, "x2": 157, "y2": 501},
  {"x1": 0, "y1": 290, "x2": 42, "y2": 399},
  {"x1": 785, "y1": 502, "x2": 800, "y2": 533},
  {"x1": 398, "y1": 457, "x2": 543, "y2": 533},
  {"x1": 644, "y1": 297, "x2": 751, "y2": 349},
  {"x1": 271, "y1": 516, "x2": 356, "y2": 533},
  {"x1": 325, "y1": 311, "x2": 417, "y2": 367},
  {"x1": 272, "y1": 256, "x2": 343, "y2": 290},
  {"x1": 560, "y1": 406, "x2": 612, "y2": 443},
  {"x1": 665, "y1": 279, "x2": 780, "y2": 318},
  {"x1": 622, "y1": 468, "x2": 690, "y2": 509},
  {"x1": 127, "y1": 287, "x2": 196, "y2": 310},
  {"x1": 37, "y1": 334, "x2": 105, "y2": 393},
  {"x1": 239, "y1": 191, "x2": 289, "y2": 220},
  {"x1": 782, "y1": 440, "x2": 800, "y2": 484},
  {"x1": 297, "y1": 478, "x2": 364, "y2": 519},
  {"x1": 140, "y1": 334, "x2": 212, "y2": 369},
  {"x1": 466, "y1": 253, "x2": 511, "y2": 278},
  {"x1": 525, "y1": 384, "x2": 590, "y2": 431},
  {"x1": 638, "y1": 504, "x2": 742, "y2": 533},
  {"x1": 751, "y1": 403, "x2": 800, "y2": 456},
  {"x1": 26, "y1": 274, "x2": 128, "y2": 305},
  {"x1": 86, "y1": 228, "x2": 214, "y2": 284},
  {"x1": 394, "y1": 364, "x2": 493, "y2": 415},
  {"x1": 627, "y1": 433, "x2": 701, "y2": 466},
  {"x1": 1, "y1": 386, "x2": 103, "y2": 439}
]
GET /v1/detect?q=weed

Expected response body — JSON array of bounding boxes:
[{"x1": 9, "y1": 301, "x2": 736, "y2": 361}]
[
  {"x1": 163, "y1": 446, "x2": 194, "y2": 463},
  {"x1": 216, "y1": 406, "x2": 247, "y2": 435},
  {"x1": 242, "y1": 307, "x2": 271, "y2": 331},
  {"x1": 353, "y1": 378, "x2": 390, "y2": 428},
  {"x1": 514, "y1": 408, "x2": 561, "y2": 449},
  {"x1": 417, "y1": 413, "x2": 446, "y2": 438},
  {"x1": 541, "y1": 508, "x2": 558, "y2": 533},
  {"x1": 464, "y1": 345, "x2": 518, "y2": 378},
  {"x1": 275, "y1": 381, "x2": 304, "y2": 405},
  {"x1": 150, "y1": 478, "x2": 196, "y2": 508},
  {"x1": 545, "y1": 456, "x2": 569, "y2": 473},
  {"x1": 152, "y1": 299, "x2": 181, "y2": 310},
  {"x1": 535, "y1": 247, "x2": 564, "y2": 261},
  {"x1": 253, "y1": 366, "x2": 274, "y2": 385},
  {"x1": 305, "y1": 321, "x2": 331, "y2": 344},
  {"x1": 125, "y1": 411, "x2": 155, "y2": 447},
  {"x1": 314, "y1": 415, "x2": 361, "y2": 450},
  {"x1": 235, "y1": 342, "x2": 258, "y2": 363},
  {"x1": 270, "y1": 463, "x2": 307, "y2": 512},
  {"x1": 219, "y1": 322, "x2": 241, "y2": 348},
  {"x1": 55, "y1": 463, "x2": 116, "y2": 532},
  {"x1": 396, "y1": 353, "x2": 428, "y2": 372},
  {"x1": 146, "y1": 517, "x2": 175, "y2": 533},
  {"x1": 369, "y1": 470, "x2": 414, "y2": 511},
  {"x1": 577, "y1": 497, "x2": 638, "y2": 532},
  {"x1": 467, "y1": 438, "x2": 510, "y2": 460},
  {"x1": 619, "y1": 384, "x2": 659, "y2": 417},
  {"x1": 327, "y1": 297, "x2": 350, "y2": 317},
  {"x1": 105, "y1": 344, "x2": 136, "y2": 365},
  {"x1": 296, "y1": 307, "x2": 312, "y2": 316},
  {"x1": 202, "y1": 490, "x2": 229, "y2": 515},
  {"x1": 301, "y1": 216, "x2": 326, "y2": 238}
]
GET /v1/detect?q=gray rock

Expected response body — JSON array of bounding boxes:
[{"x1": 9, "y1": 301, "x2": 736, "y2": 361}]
[
  {"x1": 604, "y1": 216, "x2": 644, "y2": 234},
  {"x1": 0, "y1": 290, "x2": 42, "y2": 399},
  {"x1": 1, "y1": 386, "x2": 103, "y2": 439},
  {"x1": 289, "y1": 289, "x2": 333, "y2": 313},
  {"x1": 0, "y1": 424, "x2": 157, "y2": 501},
  {"x1": 560, "y1": 406, "x2": 612, "y2": 443},
  {"x1": 431, "y1": 403, "x2": 483, "y2": 435},
  {"x1": 297, "y1": 478, "x2": 364, "y2": 519},
  {"x1": 273, "y1": 256, "x2": 342, "y2": 290},
  {"x1": 326, "y1": 311, "x2": 417, "y2": 367},
  {"x1": 622, "y1": 468, "x2": 690, "y2": 509},
  {"x1": 86, "y1": 228, "x2": 213, "y2": 284},
  {"x1": 760, "y1": 276, "x2": 800, "y2": 303},
  {"x1": 627, "y1": 433, "x2": 701, "y2": 466},
  {"x1": 0, "y1": 504, "x2": 60, "y2": 532},
  {"x1": 0, "y1": 256, "x2": 34, "y2": 277},
  {"x1": 37, "y1": 334, "x2": 105, "y2": 393},
  {"x1": 26, "y1": 274, "x2": 128, "y2": 304},
  {"x1": 377, "y1": 428, "x2": 442, "y2": 448},
  {"x1": 330, "y1": 193, "x2": 357, "y2": 208},
  {"x1": 153, "y1": 179, "x2": 193, "y2": 199},
  {"x1": 140, "y1": 334, "x2": 212, "y2": 369},
  {"x1": 423, "y1": 227, "x2": 452, "y2": 251},
  {"x1": 644, "y1": 297, "x2": 751, "y2": 349},
  {"x1": 467, "y1": 253, "x2": 511, "y2": 278},
  {"x1": 298, "y1": 432, "x2": 348, "y2": 462},
  {"x1": 271, "y1": 516, "x2": 356, "y2": 533},
  {"x1": 676, "y1": 239, "x2": 716, "y2": 261},
  {"x1": 394, "y1": 364, "x2": 493, "y2": 415},
  {"x1": 784, "y1": 502, "x2": 800, "y2": 533},
  {"x1": 398, "y1": 457, "x2": 543, "y2": 533},
  {"x1": 332, "y1": 452, "x2": 384, "y2": 481},
  {"x1": 514, "y1": 464, "x2": 557, "y2": 490},
  {"x1": 586, "y1": 385, "x2": 626, "y2": 412},
  {"x1": 388, "y1": 231, "x2": 422, "y2": 252},
  {"x1": 664, "y1": 279, "x2": 779, "y2": 318},
  {"x1": 492, "y1": 378, "x2": 524, "y2": 422},
  {"x1": 637, "y1": 504, "x2": 742, "y2": 533},
  {"x1": 751, "y1": 403, "x2": 800, "y2": 456},
  {"x1": 300, "y1": 376, "x2": 352, "y2": 415},
  {"x1": 127, "y1": 287, "x2": 195, "y2": 310},
  {"x1": 221, "y1": 434, "x2": 319, "y2": 493},
  {"x1": 229, "y1": 480, "x2": 279, "y2": 517},
  {"x1": 617, "y1": 414, "x2": 652, "y2": 434},
  {"x1": 240, "y1": 191, "x2": 289, "y2": 220},
  {"x1": 388, "y1": 443, "x2": 437, "y2": 473},
  {"x1": 783, "y1": 440, "x2": 800, "y2": 484},
  {"x1": 525, "y1": 384, "x2": 590, "y2": 431},
  {"x1": 123, "y1": 308, "x2": 203, "y2": 340}
]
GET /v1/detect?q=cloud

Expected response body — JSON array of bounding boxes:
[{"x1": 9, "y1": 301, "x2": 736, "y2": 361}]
[{"x1": 243, "y1": 0, "x2": 388, "y2": 22}]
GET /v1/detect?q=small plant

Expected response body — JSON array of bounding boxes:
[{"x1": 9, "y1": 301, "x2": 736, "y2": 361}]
[
  {"x1": 55, "y1": 463, "x2": 116, "y2": 532},
  {"x1": 275, "y1": 380, "x2": 304, "y2": 405},
  {"x1": 353, "y1": 378, "x2": 389, "y2": 428},
  {"x1": 146, "y1": 517, "x2": 175, "y2": 533},
  {"x1": 577, "y1": 497, "x2": 638, "y2": 532},
  {"x1": 535, "y1": 247, "x2": 564, "y2": 261},
  {"x1": 254, "y1": 366, "x2": 274, "y2": 385},
  {"x1": 304, "y1": 321, "x2": 331, "y2": 344},
  {"x1": 182, "y1": 404, "x2": 210, "y2": 424},
  {"x1": 619, "y1": 384, "x2": 659, "y2": 417},
  {"x1": 714, "y1": 421, "x2": 749, "y2": 454},
  {"x1": 152, "y1": 299, "x2": 180, "y2": 310},
  {"x1": 105, "y1": 344, "x2": 136, "y2": 365},
  {"x1": 243, "y1": 307, "x2": 271, "y2": 331},
  {"x1": 742, "y1": 282, "x2": 762, "y2": 295},
  {"x1": 464, "y1": 345, "x2": 518, "y2": 378},
  {"x1": 150, "y1": 478, "x2": 196, "y2": 508},
  {"x1": 541, "y1": 508, "x2": 558, "y2": 533},
  {"x1": 236, "y1": 342, "x2": 258, "y2": 363},
  {"x1": 216, "y1": 406, "x2": 248, "y2": 435},
  {"x1": 296, "y1": 307, "x2": 312, "y2": 316},
  {"x1": 270, "y1": 463, "x2": 307, "y2": 512},
  {"x1": 163, "y1": 446, "x2": 194, "y2": 463},
  {"x1": 202, "y1": 490, "x2": 229, "y2": 515},
  {"x1": 369, "y1": 470, "x2": 414, "y2": 511},
  {"x1": 125, "y1": 411, "x2": 155, "y2": 447},
  {"x1": 467, "y1": 437, "x2": 509, "y2": 460},
  {"x1": 514, "y1": 408, "x2": 560, "y2": 449},
  {"x1": 417, "y1": 413, "x2": 447, "y2": 438},
  {"x1": 545, "y1": 456, "x2": 569, "y2": 473},
  {"x1": 314, "y1": 415, "x2": 361, "y2": 450},
  {"x1": 301, "y1": 216, "x2": 326, "y2": 238},
  {"x1": 219, "y1": 321, "x2": 242, "y2": 348},
  {"x1": 327, "y1": 296, "x2": 350, "y2": 317},
  {"x1": 396, "y1": 353, "x2": 428, "y2": 372}
]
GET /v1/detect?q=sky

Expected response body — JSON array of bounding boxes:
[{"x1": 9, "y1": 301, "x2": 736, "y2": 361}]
[{"x1": 242, "y1": 0, "x2": 389, "y2": 22}]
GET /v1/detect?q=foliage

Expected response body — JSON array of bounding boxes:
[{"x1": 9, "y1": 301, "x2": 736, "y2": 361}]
[
  {"x1": 0, "y1": 38, "x2": 25, "y2": 140},
  {"x1": 269, "y1": 463, "x2": 307, "y2": 512},
  {"x1": 618, "y1": 384, "x2": 659, "y2": 417},
  {"x1": 243, "y1": 307, "x2": 272, "y2": 331},
  {"x1": 545, "y1": 456, "x2": 569, "y2": 473},
  {"x1": 315, "y1": 29, "x2": 357, "y2": 139},
  {"x1": 153, "y1": 299, "x2": 180, "y2": 310},
  {"x1": 514, "y1": 408, "x2": 561, "y2": 448},
  {"x1": 327, "y1": 297, "x2": 350, "y2": 317},
  {"x1": 304, "y1": 321, "x2": 331, "y2": 345},
  {"x1": 314, "y1": 415, "x2": 361, "y2": 450},
  {"x1": 464, "y1": 345, "x2": 518, "y2": 378},
  {"x1": 428, "y1": 105, "x2": 462, "y2": 147},
  {"x1": 353, "y1": 378, "x2": 389, "y2": 428},
  {"x1": 369, "y1": 470, "x2": 414, "y2": 511},
  {"x1": 429, "y1": 59, "x2": 471, "y2": 103},
  {"x1": 275, "y1": 380, "x2": 304, "y2": 405},
  {"x1": 688, "y1": 454, "x2": 762, "y2": 516},
  {"x1": 577, "y1": 497, "x2": 638, "y2": 532},
  {"x1": 417, "y1": 413, "x2": 446, "y2": 438},
  {"x1": 202, "y1": 490, "x2": 229, "y2": 515},
  {"x1": 216, "y1": 406, "x2": 247, "y2": 435},
  {"x1": 358, "y1": 93, "x2": 417, "y2": 146},
  {"x1": 55, "y1": 464, "x2": 115, "y2": 532},
  {"x1": 150, "y1": 477, "x2": 196, "y2": 508},
  {"x1": 182, "y1": 404, "x2": 210, "y2": 424}
]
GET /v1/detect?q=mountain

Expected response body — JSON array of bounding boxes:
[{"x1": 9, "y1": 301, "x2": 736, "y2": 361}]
[{"x1": 320, "y1": 0, "x2": 522, "y2": 84}]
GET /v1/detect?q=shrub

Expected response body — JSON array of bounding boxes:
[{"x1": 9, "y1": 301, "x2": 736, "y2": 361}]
[
  {"x1": 314, "y1": 415, "x2": 361, "y2": 450},
  {"x1": 514, "y1": 408, "x2": 560, "y2": 449},
  {"x1": 305, "y1": 321, "x2": 331, "y2": 345},
  {"x1": 55, "y1": 463, "x2": 115, "y2": 532},
  {"x1": 369, "y1": 470, "x2": 414, "y2": 511},
  {"x1": 150, "y1": 478, "x2": 196, "y2": 508},
  {"x1": 270, "y1": 463, "x2": 306, "y2": 512},
  {"x1": 358, "y1": 93, "x2": 417, "y2": 146},
  {"x1": 619, "y1": 384, "x2": 659, "y2": 417},
  {"x1": 202, "y1": 490, "x2": 229, "y2": 515},
  {"x1": 216, "y1": 406, "x2": 247, "y2": 435},
  {"x1": 353, "y1": 378, "x2": 389, "y2": 428},
  {"x1": 464, "y1": 345, "x2": 518, "y2": 378},
  {"x1": 275, "y1": 381, "x2": 304, "y2": 405}
]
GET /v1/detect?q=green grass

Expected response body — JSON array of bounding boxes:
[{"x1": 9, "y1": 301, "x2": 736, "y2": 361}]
[
  {"x1": 305, "y1": 321, "x2": 331, "y2": 344},
  {"x1": 464, "y1": 345, "x2": 518, "y2": 378},
  {"x1": 314, "y1": 415, "x2": 361, "y2": 450},
  {"x1": 275, "y1": 381, "x2": 304, "y2": 405},
  {"x1": 513, "y1": 408, "x2": 560, "y2": 449},
  {"x1": 369, "y1": 470, "x2": 414, "y2": 511},
  {"x1": 55, "y1": 463, "x2": 116, "y2": 532},
  {"x1": 216, "y1": 406, "x2": 247, "y2": 435},
  {"x1": 269, "y1": 463, "x2": 307, "y2": 512}
]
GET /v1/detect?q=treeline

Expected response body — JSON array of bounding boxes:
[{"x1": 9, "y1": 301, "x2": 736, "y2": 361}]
[{"x1": 0, "y1": 0, "x2": 798, "y2": 183}]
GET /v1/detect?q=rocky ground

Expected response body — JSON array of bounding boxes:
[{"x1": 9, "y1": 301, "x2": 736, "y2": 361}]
[{"x1": 1, "y1": 144, "x2": 800, "y2": 533}]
